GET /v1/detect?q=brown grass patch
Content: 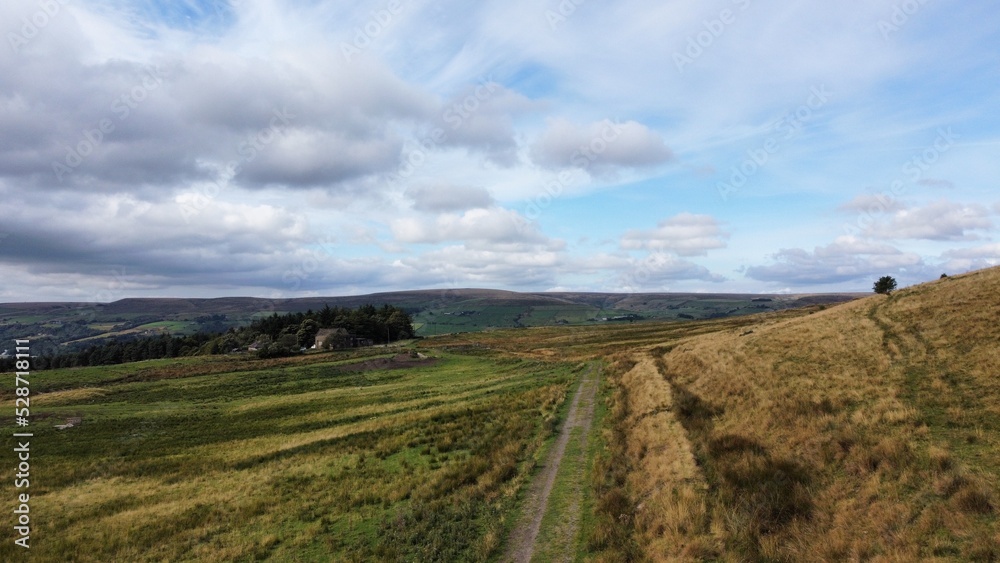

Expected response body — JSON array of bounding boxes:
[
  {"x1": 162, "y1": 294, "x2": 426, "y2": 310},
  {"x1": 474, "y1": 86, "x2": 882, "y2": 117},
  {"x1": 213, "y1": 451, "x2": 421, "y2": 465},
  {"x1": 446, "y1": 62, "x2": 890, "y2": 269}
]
[{"x1": 617, "y1": 266, "x2": 1000, "y2": 559}]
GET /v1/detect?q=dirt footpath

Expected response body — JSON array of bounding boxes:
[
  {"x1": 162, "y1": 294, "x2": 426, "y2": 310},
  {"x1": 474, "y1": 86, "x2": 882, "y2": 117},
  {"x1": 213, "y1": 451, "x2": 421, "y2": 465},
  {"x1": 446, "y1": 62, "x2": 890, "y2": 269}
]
[{"x1": 503, "y1": 363, "x2": 600, "y2": 562}]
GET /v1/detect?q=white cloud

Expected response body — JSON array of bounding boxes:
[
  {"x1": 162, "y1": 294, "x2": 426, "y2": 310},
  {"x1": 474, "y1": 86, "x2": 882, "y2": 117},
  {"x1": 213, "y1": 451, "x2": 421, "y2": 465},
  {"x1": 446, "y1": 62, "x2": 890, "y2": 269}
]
[
  {"x1": 616, "y1": 252, "x2": 726, "y2": 291},
  {"x1": 864, "y1": 200, "x2": 993, "y2": 241},
  {"x1": 620, "y1": 213, "x2": 728, "y2": 256},
  {"x1": 940, "y1": 243, "x2": 1000, "y2": 272},
  {"x1": 819, "y1": 236, "x2": 910, "y2": 258},
  {"x1": 746, "y1": 236, "x2": 924, "y2": 285},
  {"x1": 838, "y1": 193, "x2": 906, "y2": 214},
  {"x1": 398, "y1": 244, "x2": 564, "y2": 289},
  {"x1": 390, "y1": 207, "x2": 556, "y2": 246}
]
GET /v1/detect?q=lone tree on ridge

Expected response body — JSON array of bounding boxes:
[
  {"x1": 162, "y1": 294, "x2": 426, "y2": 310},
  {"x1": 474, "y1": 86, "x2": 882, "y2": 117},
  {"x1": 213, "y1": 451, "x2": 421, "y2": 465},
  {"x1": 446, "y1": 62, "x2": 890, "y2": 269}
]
[{"x1": 873, "y1": 275, "x2": 898, "y2": 295}]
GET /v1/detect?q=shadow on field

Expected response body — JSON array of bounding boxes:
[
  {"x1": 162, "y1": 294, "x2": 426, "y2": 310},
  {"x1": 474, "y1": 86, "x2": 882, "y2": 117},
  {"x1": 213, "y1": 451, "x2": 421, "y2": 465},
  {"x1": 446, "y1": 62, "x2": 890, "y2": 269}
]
[
  {"x1": 661, "y1": 360, "x2": 813, "y2": 559},
  {"x1": 708, "y1": 434, "x2": 813, "y2": 549}
]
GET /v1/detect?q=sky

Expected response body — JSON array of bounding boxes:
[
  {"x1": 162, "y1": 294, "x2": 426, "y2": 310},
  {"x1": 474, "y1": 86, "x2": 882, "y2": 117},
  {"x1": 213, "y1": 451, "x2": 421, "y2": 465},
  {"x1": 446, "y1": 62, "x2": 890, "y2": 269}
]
[{"x1": 1, "y1": 0, "x2": 999, "y2": 302}]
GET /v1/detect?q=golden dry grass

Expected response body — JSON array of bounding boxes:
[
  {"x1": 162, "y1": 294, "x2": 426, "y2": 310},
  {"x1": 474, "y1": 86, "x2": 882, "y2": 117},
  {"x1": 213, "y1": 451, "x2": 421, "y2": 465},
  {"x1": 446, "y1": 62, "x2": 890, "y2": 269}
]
[
  {"x1": 619, "y1": 266, "x2": 1000, "y2": 561},
  {"x1": 619, "y1": 358, "x2": 711, "y2": 559}
]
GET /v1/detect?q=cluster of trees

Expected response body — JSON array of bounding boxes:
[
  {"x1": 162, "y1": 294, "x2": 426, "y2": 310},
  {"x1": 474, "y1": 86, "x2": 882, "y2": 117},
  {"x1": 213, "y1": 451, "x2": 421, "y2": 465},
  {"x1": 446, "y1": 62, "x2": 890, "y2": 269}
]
[
  {"x1": 24, "y1": 304, "x2": 415, "y2": 369},
  {"x1": 212, "y1": 304, "x2": 414, "y2": 358}
]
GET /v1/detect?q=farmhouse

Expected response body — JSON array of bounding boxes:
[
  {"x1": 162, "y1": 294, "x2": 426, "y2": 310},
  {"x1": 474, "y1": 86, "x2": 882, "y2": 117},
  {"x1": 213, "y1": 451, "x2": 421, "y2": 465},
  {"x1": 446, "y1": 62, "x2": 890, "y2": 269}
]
[
  {"x1": 313, "y1": 328, "x2": 374, "y2": 349},
  {"x1": 314, "y1": 328, "x2": 349, "y2": 349}
]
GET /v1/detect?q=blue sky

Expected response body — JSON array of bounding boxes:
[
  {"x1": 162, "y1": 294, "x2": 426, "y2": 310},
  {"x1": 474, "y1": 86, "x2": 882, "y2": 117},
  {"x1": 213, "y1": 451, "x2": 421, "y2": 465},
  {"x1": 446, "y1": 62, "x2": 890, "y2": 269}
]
[{"x1": 1, "y1": 0, "x2": 999, "y2": 301}]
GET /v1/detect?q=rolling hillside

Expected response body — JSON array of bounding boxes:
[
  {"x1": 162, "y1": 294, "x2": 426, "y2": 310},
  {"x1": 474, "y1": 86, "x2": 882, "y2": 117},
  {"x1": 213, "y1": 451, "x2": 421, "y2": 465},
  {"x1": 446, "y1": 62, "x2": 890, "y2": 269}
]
[
  {"x1": 618, "y1": 266, "x2": 1000, "y2": 560},
  {"x1": 0, "y1": 289, "x2": 860, "y2": 353},
  {"x1": 2, "y1": 268, "x2": 995, "y2": 560}
]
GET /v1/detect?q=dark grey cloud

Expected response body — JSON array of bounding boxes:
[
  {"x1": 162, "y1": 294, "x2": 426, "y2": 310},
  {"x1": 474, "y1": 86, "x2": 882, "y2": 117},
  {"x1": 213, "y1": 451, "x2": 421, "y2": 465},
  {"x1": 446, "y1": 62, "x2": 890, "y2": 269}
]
[{"x1": 0, "y1": 190, "x2": 308, "y2": 279}]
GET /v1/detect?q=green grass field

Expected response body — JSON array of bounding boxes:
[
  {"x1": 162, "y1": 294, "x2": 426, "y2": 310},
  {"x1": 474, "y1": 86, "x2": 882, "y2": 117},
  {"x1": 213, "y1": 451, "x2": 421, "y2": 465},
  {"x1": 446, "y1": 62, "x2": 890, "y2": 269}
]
[
  {"x1": 0, "y1": 349, "x2": 579, "y2": 561},
  {"x1": 135, "y1": 320, "x2": 200, "y2": 333}
]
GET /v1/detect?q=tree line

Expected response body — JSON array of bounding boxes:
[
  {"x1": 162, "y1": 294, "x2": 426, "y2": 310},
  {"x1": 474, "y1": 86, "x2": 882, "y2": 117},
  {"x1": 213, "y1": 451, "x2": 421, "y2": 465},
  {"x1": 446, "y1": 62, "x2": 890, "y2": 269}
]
[
  {"x1": 22, "y1": 303, "x2": 415, "y2": 369},
  {"x1": 28, "y1": 332, "x2": 218, "y2": 370}
]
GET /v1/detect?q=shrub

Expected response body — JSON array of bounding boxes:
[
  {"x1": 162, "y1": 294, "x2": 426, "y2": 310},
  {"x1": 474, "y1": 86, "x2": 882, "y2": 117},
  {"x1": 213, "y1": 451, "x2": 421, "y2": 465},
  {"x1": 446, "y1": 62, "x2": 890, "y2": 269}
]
[{"x1": 873, "y1": 276, "x2": 898, "y2": 295}]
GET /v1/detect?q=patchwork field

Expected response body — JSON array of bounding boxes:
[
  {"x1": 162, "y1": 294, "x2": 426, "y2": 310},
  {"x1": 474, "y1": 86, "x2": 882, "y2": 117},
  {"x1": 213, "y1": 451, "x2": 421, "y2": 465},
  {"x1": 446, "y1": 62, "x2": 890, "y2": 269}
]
[{"x1": 0, "y1": 349, "x2": 580, "y2": 561}]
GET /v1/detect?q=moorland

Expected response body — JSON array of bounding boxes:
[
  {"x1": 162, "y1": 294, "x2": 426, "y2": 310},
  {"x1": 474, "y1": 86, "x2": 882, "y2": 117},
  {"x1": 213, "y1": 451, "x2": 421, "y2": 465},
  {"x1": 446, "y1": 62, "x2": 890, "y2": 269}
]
[{"x1": 1, "y1": 267, "x2": 998, "y2": 561}]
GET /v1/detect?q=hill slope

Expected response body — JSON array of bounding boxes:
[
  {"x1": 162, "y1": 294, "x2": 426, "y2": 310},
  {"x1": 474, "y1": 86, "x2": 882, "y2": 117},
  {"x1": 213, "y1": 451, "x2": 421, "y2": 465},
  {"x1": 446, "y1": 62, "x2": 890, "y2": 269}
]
[
  {"x1": 0, "y1": 289, "x2": 860, "y2": 353},
  {"x1": 621, "y1": 267, "x2": 1000, "y2": 560}
]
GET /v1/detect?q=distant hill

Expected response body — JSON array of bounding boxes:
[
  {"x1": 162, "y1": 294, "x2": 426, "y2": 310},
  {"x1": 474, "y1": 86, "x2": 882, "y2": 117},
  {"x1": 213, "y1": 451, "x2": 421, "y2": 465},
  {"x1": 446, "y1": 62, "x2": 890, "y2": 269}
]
[
  {"x1": 625, "y1": 266, "x2": 1000, "y2": 559},
  {"x1": 0, "y1": 288, "x2": 862, "y2": 354}
]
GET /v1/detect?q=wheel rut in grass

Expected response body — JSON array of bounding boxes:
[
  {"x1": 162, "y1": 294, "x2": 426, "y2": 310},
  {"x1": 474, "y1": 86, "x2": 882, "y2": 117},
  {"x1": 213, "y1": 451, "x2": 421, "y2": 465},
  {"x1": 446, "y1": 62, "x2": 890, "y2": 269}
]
[{"x1": 503, "y1": 363, "x2": 599, "y2": 562}]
